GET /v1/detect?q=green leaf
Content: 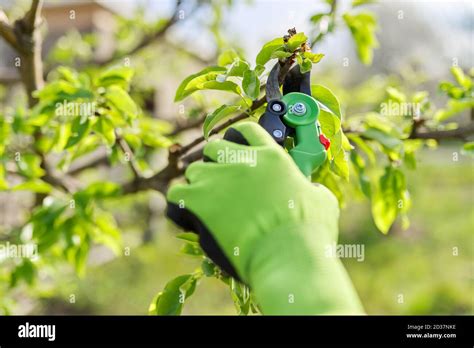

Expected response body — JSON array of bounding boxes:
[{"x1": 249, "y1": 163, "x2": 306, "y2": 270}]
[
  {"x1": 105, "y1": 86, "x2": 138, "y2": 119},
  {"x1": 92, "y1": 210, "x2": 122, "y2": 255},
  {"x1": 176, "y1": 232, "x2": 199, "y2": 244},
  {"x1": 319, "y1": 110, "x2": 341, "y2": 137},
  {"x1": 451, "y1": 66, "x2": 471, "y2": 89},
  {"x1": 175, "y1": 66, "x2": 243, "y2": 102},
  {"x1": 299, "y1": 57, "x2": 312, "y2": 73},
  {"x1": 13, "y1": 180, "x2": 53, "y2": 193},
  {"x1": 256, "y1": 37, "x2": 284, "y2": 66},
  {"x1": 270, "y1": 49, "x2": 293, "y2": 60},
  {"x1": 94, "y1": 116, "x2": 116, "y2": 146},
  {"x1": 81, "y1": 181, "x2": 122, "y2": 198},
  {"x1": 227, "y1": 59, "x2": 250, "y2": 77},
  {"x1": 310, "y1": 13, "x2": 326, "y2": 24},
  {"x1": 229, "y1": 278, "x2": 251, "y2": 315},
  {"x1": 343, "y1": 12, "x2": 378, "y2": 65},
  {"x1": 352, "y1": 0, "x2": 377, "y2": 7},
  {"x1": 363, "y1": 127, "x2": 402, "y2": 150},
  {"x1": 10, "y1": 260, "x2": 36, "y2": 287},
  {"x1": 16, "y1": 154, "x2": 45, "y2": 178},
  {"x1": 0, "y1": 165, "x2": 8, "y2": 190},
  {"x1": 97, "y1": 67, "x2": 134, "y2": 89},
  {"x1": 461, "y1": 142, "x2": 474, "y2": 157},
  {"x1": 434, "y1": 98, "x2": 474, "y2": 122},
  {"x1": 303, "y1": 52, "x2": 324, "y2": 64},
  {"x1": 386, "y1": 86, "x2": 406, "y2": 103},
  {"x1": 347, "y1": 134, "x2": 376, "y2": 164},
  {"x1": 350, "y1": 151, "x2": 371, "y2": 197},
  {"x1": 53, "y1": 122, "x2": 72, "y2": 152},
  {"x1": 65, "y1": 117, "x2": 90, "y2": 149},
  {"x1": 203, "y1": 105, "x2": 241, "y2": 139},
  {"x1": 312, "y1": 84, "x2": 342, "y2": 118},
  {"x1": 201, "y1": 259, "x2": 217, "y2": 277},
  {"x1": 149, "y1": 274, "x2": 198, "y2": 315},
  {"x1": 218, "y1": 49, "x2": 239, "y2": 66},
  {"x1": 331, "y1": 148, "x2": 349, "y2": 181},
  {"x1": 242, "y1": 70, "x2": 260, "y2": 100},
  {"x1": 287, "y1": 32, "x2": 308, "y2": 51},
  {"x1": 73, "y1": 236, "x2": 90, "y2": 277},
  {"x1": 180, "y1": 243, "x2": 204, "y2": 256},
  {"x1": 371, "y1": 166, "x2": 409, "y2": 234}
]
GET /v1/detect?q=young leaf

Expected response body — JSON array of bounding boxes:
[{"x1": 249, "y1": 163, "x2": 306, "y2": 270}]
[
  {"x1": 270, "y1": 49, "x2": 293, "y2": 60},
  {"x1": 176, "y1": 232, "x2": 199, "y2": 244},
  {"x1": 94, "y1": 116, "x2": 116, "y2": 146},
  {"x1": 81, "y1": 181, "x2": 122, "y2": 198},
  {"x1": 256, "y1": 37, "x2": 284, "y2": 66},
  {"x1": 319, "y1": 109, "x2": 341, "y2": 137},
  {"x1": 218, "y1": 49, "x2": 239, "y2": 66},
  {"x1": 450, "y1": 66, "x2": 471, "y2": 89},
  {"x1": 303, "y1": 52, "x2": 324, "y2": 64},
  {"x1": 203, "y1": 105, "x2": 241, "y2": 139},
  {"x1": 227, "y1": 59, "x2": 250, "y2": 77},
  {"x1": 371, "y1": 166, "x2": 408, "y2": 234},
  {"x1": 434, "y1": 99, "x2": 474, "y2": 122},
  {"x1": 92, "y1": 210, "x2": 122, "y2": 255},
  {"x1": 16, "y1": 154, "x2": 45, "y2": 178},
  {"x1": 287, "y1": 32, "x2": 308, "y2": 51},
  {"x1": 343, "y1": 12, "x2": 378, "y2": 65},
  {"x1": 242, "y1": 70, "x2": 260, "y2": 100},
  {"x1": 363, "y1": 127, "x2": 402, "y2": 150},
  {"x1": 175, "y1": 66, "x2": 242, "y2": 101},
  {"x1": 105, "y1": 86, "x2": 138, "y2": 119},
  {"x1": 299, "y1": 57, "x2": 312, "y2": 74},
  {"x1": 461, "y1": 142, "x2": 474, "y2": 157},
  {"x1": 65, "y1": 118, "x2": 90, "y2": 149},
  {"x1": 97, "y1": 67, "x2": 134, "y2": 89},
  {"x1": 312, "y1": 84, "x2": 342, "y2": 118},
  {"x1": 331, "y1": 148, "x2": 349, "y2": 181},
  {"x1": 201, "y1": 259, "x2": 217, "y2": 277},
  {"x1": 180, "y1": 243, "x2": 204, "y2": 257},
  {"x1": 149, "y1": 274, "x2": 198, "y2": 315}
]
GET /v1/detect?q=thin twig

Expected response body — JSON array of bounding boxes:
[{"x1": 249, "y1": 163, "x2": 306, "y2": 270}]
[
  {"x1": 115, "y1": 130, "x2": 142, "y2": 178},
  {"x1": 0, "y1": 9, "x2": 19, "y2": 50}
]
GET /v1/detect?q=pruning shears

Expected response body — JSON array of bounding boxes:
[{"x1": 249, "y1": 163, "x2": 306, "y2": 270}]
[{"x1": 259, "y1": 63, "x2": 331, "y2": 177}]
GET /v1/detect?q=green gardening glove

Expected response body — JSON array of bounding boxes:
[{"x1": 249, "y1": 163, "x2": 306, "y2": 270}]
[{"x1": 167, "y1": 122, "x2": 364, "y2": 315}]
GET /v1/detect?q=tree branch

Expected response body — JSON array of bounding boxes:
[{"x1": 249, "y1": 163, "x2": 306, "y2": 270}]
[
  {"x1": 165, "y1": 39, "x2": 216, "y2": 66},
  {"x1": 167, "y1": 115, "x2": 206, "y2": 136},
  {"x1": 115, "y1": 130, "x2": 142, "y2": 178},
  {"x1": 311, "y1": 0, "x2": 338, "y2": 47},
  {"x1": 21, "y1": 0, "x2": 42, "y2": 34},
  {"x1": 122, "y1": 145, "x2": 183, "y2": 195},
  {"x1": 0, "y1": 9, "x2": 19, "y2": 50},
  {"x1": 408, "y1": 122, "x2": 474, "y2": 141},
  {"x1": 175, "y1": 98, "x2": 265, "y2": 157},
  {"x1": 95, "y1": 0, "x2": 194, "y2": 66}
]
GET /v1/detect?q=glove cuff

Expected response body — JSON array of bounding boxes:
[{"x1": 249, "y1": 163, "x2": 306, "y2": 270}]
[{"x1": 244, "y1": 222, "x2": 365, "y2": 315}]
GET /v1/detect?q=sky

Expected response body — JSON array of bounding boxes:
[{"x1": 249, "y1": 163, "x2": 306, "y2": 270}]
[{"x1": 94, "y1": 0, "x2": 473, "y2": 74}]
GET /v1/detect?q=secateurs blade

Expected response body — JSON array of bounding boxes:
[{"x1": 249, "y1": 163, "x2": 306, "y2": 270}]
[{"x1": 258, "y1": 63, "x2": 331, "y2": 177}]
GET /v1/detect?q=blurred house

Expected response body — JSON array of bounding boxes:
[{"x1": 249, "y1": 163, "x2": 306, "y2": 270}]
[{"x1": 0, "y1": 0, "x2": 116, "y2": 84}]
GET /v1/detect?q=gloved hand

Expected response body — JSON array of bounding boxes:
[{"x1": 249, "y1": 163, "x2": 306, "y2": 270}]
[{"x1": 167, "y1": 122, "x2": 364, "y2": 315}]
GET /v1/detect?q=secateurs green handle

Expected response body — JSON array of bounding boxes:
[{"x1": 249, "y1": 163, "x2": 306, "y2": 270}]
[{"x1": 258, "y1": 64, "x2": 330, "y2": 177}]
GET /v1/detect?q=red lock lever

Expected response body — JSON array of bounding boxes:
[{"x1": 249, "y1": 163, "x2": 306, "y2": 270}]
[{"x1": 319, "y1": 133, "x2": 331, "y2": 150}]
